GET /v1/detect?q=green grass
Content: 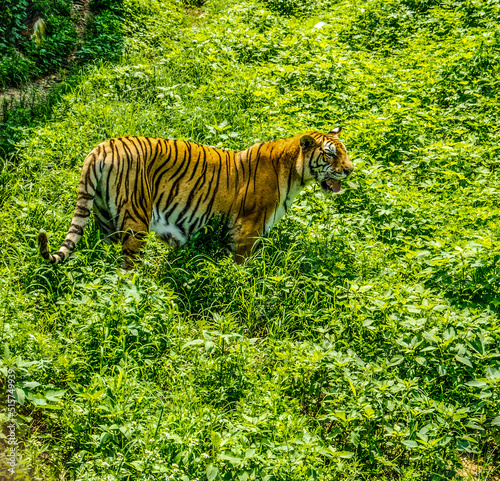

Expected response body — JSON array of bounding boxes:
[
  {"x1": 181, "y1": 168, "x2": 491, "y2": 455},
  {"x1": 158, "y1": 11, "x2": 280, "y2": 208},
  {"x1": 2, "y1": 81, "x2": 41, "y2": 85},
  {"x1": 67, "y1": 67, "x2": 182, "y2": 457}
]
[{"x1": 1, "y1": 0, "x2": 500, "y2": 479}]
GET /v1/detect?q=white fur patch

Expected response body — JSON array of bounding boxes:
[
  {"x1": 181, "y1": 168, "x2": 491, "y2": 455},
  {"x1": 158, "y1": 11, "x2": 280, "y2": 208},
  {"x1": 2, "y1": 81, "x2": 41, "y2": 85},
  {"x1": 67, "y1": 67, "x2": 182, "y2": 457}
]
[
  {"x1": 265, "y1": 182, "x2": 303, "y2": 233},
  {"x1": 150, "y1": 220, "x2": 187, "y2": 248}
]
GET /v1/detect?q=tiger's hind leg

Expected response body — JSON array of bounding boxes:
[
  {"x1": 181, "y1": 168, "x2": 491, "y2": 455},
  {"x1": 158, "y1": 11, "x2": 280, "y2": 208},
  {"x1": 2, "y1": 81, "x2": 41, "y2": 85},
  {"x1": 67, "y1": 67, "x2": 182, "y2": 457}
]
[
  {"x1": 121, "y1": 229, "x2": 148, "y2": 269},
  {"x1": 103, "y1": 172, "x2": 152, "y2": 269},
  {"x1": 119, "y1": 210, "x2": 151, "y2": 270},
  {"x1": 94, "y1": 193, "x2": 121, "y2": 244},
  {"x1": 94, "y1": 213, "x2": 120, "y2": 244},
  {"x1": 95, "y1": 193, "x2": 151, "y2": 269}
]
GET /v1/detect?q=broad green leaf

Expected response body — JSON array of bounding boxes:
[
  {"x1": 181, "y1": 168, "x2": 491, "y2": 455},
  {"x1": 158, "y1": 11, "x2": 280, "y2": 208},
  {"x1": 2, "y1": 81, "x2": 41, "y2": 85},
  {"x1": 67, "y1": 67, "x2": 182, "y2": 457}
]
[
  {"x1": 466, "y1": 380, "x2": 488, "y2": 388},
  {"x1": 45, "y1": 390, "x2": 66, "y2": 402},
  {"x1": 182, "y1": 339, "x2": 205, "y2": 349},
  {"x1": 23, "y1": 381, "x2": 40, "y2": 389},
  {"x1": 15, "y1": 388, "x2": 25, "y2": 405},
  {"x1": 465, "y1": 422, "x2": 484, "y2": 431},
  {"x1": 402, "y1": 440, "x2": 418, "y2": 449},
  {"x1": 455, "y1": 355, "x2": 473, "y2": 368},
  {"x1": 207, "y1": 464, "x2": 218, "y2": 481}
]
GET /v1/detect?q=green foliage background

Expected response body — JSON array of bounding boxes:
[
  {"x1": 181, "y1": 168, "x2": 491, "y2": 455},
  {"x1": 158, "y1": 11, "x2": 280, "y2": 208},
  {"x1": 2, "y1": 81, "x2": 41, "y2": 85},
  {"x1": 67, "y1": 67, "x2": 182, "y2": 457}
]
[
  {"x1": 0, "y1": 0, "x2": 499, "y2": 479},
  {"x1": 0, "y1": 0, "x2": 124, "y2": 89}
]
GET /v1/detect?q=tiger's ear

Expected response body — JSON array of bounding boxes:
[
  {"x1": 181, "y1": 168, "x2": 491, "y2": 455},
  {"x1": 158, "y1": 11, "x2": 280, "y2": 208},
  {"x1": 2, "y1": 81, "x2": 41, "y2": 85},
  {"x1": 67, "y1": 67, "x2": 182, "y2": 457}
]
[
  {"x1": 329, "y1": 127, "x2": 342, "y2": 136},
  {"x1": 300, "y1": 135, "x2": 317, "y2": 152}
]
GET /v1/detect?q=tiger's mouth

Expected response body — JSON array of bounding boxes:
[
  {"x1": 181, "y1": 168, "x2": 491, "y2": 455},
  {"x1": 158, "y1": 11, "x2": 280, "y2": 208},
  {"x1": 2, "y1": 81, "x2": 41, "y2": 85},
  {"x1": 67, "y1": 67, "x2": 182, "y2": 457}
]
[{"x1": 321, "y1": 178, "x2": 342, "y2": 193}]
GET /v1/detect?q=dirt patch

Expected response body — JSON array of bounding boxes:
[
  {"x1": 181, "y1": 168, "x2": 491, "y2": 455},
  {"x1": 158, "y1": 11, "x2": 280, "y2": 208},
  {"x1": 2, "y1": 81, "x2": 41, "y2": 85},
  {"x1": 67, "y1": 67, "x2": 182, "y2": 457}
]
[
  {"x1": 458, "y1": 454, "x2": 500, "y2": 480},
  {"x1": 0, "y1": 74, "x2": 60, "y2": 105},
  {"x1": 183, "y1": 7, "x2": 207, "y2": 26},
  {"x1": 68, "y1": 0, "x2": 92, "y2": 62}
]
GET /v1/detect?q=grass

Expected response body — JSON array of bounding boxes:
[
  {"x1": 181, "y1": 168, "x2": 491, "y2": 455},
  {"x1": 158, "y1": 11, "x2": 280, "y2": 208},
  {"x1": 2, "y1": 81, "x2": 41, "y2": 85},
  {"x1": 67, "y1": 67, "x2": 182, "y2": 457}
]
[{"x1": 0, "y1": 0, "x2": 499, "y2": 479}]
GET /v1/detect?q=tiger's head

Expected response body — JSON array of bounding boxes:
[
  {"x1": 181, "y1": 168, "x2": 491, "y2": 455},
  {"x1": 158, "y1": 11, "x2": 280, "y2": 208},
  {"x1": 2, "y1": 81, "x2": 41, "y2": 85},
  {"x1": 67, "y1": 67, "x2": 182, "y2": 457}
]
[{"x1": 300, "y1": 127, "x2": 354, "y2": 194}]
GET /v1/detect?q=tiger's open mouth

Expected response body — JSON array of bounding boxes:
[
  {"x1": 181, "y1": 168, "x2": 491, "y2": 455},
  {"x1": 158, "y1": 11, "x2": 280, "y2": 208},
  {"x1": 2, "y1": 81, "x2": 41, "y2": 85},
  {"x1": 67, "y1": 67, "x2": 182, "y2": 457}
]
[{"x1": 321, "y1": 178, "x2": 342, "y2": 193}]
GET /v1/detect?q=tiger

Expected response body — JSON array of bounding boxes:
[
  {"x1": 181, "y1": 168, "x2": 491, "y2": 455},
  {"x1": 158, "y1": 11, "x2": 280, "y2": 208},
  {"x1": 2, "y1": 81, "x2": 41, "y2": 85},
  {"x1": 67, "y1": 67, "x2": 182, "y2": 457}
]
[{"x1": 38, "y1": 127, "x2": 354, "y2": 268}]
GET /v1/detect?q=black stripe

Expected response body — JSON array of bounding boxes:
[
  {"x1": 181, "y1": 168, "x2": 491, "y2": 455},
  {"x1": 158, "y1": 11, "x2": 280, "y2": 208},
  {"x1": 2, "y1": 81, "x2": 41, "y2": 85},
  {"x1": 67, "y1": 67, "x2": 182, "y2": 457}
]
[
  {"x1": 162, "y1": 142, "x2": 195, "y2": 214},
  {"x1": 96, "y1": 143, "x2": 107, "y2": 179},
  {"x1": 269, "y1": 145, "x2": 281, "y2": 202},
  {"x1": 69, "y1": 224, "x2": 84, "y2": 235},
  {"x1": 52, "y1": 252, "x2": 65, "y2": 263},
  {"x1": 203, "y1": 165, "x2": 217, "y2": 202},
  {"x1": 234, "y1": 152, "x2": 240, "y2": 195},
  {"x1": 127, "y1": 192, "x2": 150, "y2": 227},
  {"x1": 77, "y1": 193, "x2": 94, "y2": 200},
  {"x1": 119, "y1": 140, "x2": 135, "y2": 209},
  {"x1": 187, "y1": 189, "x2": 206, "y2": 225},
  {"x1": 170, "y1": 140, "x2": 179, "y2": 169},
  {"x1": 134, "y1": 136, "x2": 146, "y2": 160},
  {"x1": 284, "y1": 163, "x2": 294, "y2": 212},
  {"x1": 238, "y1": 150, "x2": 246, "y2": 177},
  {"x1": 125, "y1": 138, "x2": 142, "y2": 197},
  {"x1": 152, "y1": 141, "x2": 175, "y2": 196},
  {"x1": 187, "y1": 147, "x2": 203, "y2": 182},
  {"x1": 177, "y1": 156, "x2": 207, "y2": 225},
  {"x1": 167, "y1": 142, "x2": 190, "y2": 182},
  {"x1": 146, "y1": 138, "x2": 160, "y2": 178},
  {"x1": 164, "y1": 202, "x2": 179, "y2": 220},
  {"x1": 225, "y1": 151, "x2": 231, "y2": 189},
  {"x1": 240, "y1": 146, "x2": 256, "y2": 216},
  {"x1": 252, "y1": 143, "x2": 265, "y2": 191},
  {"x1": 116, "y1": 138, "x2": 131, "y2": 208},
  {"x1": 74, "y1": 206, "x2": 91, "y2": 217},
  {"x1": 203, "y1": 155, "x2": 223, "y2": 219},
  {"x1": 105, "y1": 138, "x2": 116, "y2": 207},
  {"x1": 62, "y1": 239, "x2": 76, "y2": 250},
  {"x1": 189, "y1": 217, "x2": 202, "y2": 235}
]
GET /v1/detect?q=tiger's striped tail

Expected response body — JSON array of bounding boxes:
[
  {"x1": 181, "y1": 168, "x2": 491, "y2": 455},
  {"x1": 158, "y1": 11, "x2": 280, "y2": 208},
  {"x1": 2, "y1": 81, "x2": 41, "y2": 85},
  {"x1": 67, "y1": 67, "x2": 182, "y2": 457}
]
[{"x1": 38, "y1": 151, "x2": 102, "y2": 265}]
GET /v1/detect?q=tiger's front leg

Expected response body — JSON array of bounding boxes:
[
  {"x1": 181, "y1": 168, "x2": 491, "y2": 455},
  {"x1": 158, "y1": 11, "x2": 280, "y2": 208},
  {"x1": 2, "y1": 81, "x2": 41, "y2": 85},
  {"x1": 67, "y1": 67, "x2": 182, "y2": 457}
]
[{"x1": 230, "y1": 216, "x2": 264, "y2": 265}]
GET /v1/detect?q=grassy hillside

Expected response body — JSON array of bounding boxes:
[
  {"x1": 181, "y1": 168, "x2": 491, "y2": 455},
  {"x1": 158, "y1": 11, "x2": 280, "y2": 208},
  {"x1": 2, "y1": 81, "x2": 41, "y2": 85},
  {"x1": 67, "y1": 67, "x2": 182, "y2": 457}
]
[{"x1": 0, "y1": 0, "x2": 499, "y2": 479}]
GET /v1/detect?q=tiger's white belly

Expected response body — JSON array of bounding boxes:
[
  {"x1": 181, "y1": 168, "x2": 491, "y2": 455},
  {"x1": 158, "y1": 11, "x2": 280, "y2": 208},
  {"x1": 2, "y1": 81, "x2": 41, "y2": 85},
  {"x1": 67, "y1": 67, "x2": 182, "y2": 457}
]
[{"x1": 149, "y1": 219, "x2": 188, "y2": 248}]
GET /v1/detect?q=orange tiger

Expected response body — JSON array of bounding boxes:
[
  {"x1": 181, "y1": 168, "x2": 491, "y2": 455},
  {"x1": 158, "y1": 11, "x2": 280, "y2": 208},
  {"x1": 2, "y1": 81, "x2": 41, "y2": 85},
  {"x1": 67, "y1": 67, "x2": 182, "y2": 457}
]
[{"x1": 38, "y1": 128, "x2": 354, "y2": 268}]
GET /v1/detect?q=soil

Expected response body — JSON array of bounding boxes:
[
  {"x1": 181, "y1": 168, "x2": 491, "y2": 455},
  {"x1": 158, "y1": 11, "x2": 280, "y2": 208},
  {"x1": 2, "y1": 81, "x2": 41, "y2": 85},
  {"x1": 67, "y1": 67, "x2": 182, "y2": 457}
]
[
  {"x1": 0, "y1": 74, "x2": 61, "y2": 108},
  {"x1": 458, "y1": 454, "x2": 500, "y2": 479}
]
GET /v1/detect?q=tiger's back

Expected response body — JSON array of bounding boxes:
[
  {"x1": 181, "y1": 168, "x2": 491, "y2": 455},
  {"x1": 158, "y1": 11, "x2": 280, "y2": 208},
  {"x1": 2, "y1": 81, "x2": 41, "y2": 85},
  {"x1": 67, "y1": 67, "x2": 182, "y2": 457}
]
[{"x1": 39, "y1": 129, "x2": 354, "y2": 267}]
